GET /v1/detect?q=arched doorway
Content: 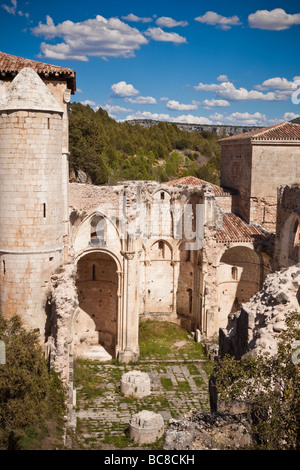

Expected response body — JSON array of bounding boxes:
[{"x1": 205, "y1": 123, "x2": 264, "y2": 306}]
[
  {"x1": 217, "y1": 246, "x2": 263, "y2": 329},
  {"x1": 75, "y1": 251, "x2": 118, "y2": 356}
]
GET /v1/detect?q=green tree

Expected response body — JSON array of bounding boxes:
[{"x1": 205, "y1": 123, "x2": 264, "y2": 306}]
[
  {"x1": 212, "y1": 311, "x2": 300, "y2": 450},
  {"x1": 0, "y1": 315, "x2": 66, "y2": 450}
]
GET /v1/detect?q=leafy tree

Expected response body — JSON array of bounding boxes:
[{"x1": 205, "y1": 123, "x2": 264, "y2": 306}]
[
  {"x1": 0, "y1": 315, "x2": 66, "y2": 450},
  {"x1": 69, "y1": 103, "x2": 222, "y2": 185},
  {"x1": 212, "y1": 311, "x2": 300, "y2": 449}
]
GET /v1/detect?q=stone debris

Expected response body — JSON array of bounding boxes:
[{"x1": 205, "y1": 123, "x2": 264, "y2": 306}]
[
  {"x1": 220, "y1": 263, "x2": 300, "y2": 359},
  {"x1": 164, "y1": 410, "x2": 252, "y2": 450}
]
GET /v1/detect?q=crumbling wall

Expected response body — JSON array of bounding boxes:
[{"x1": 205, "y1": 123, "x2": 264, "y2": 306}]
[{"x1": 219, "y1": 263, "x2": 300, "y2": 359}]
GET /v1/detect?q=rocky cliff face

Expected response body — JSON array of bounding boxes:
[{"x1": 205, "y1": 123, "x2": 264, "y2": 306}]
[{"x1": 219, "y1": 263, "x2": 300, "y2": 359}]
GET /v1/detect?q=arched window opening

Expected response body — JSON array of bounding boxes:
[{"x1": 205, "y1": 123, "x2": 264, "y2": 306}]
[
  {"x1": 231, "y1": 266, "x2": 238, "y2": 280},
  {"x1": 188, "y1": 288, "x2": 193, "y2": 314},
  {"x1": 158, "y1": 240, "x2": 165, "y2": 258},
  {"x1": 293, "y1": 219, "x2": 300, "y2": 248},
  {"x1": 90, "y1": 215, "x2": 106, "y2": 246}
]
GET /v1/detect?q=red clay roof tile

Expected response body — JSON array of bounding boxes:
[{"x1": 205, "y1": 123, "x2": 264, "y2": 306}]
[
  {"x1": 0, "y1": 51, "x2": 76, "y2": 93},
  {"x1": 219, "y1": 121, "x2": 300, "y2": 143}
]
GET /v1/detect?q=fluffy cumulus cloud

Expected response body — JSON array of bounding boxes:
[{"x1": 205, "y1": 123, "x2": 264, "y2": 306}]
[
  {"x1": 102, "y1": 104, "x2": 133, "y2": 118},
  {"x1": 124, "y1": 110, "x2": 213, "y2": 125},
  {"x1": 202, "y1": 99, "x2": 230, "y2": 108},
  {"x1": 31, "y1": 15, "x2": 148, "y2": 60},
  {"x1": 217, "y1": 74, "x2": 229, "y2": 82},
  {"x1": 255, "y1": 77, "x2": 296, "y2": 93},
  {"x1": 166, "y1": 100, "x2": 198, "y2": 111},
  {"x1": 121, "y1": 13, "x2": 153, "y2": 23},
  {"x1": 144, "y1": 27, "x2": 187, "y2": 43},
  {"x1": 111, "y1": 81, "x2": 139, "y2": 97},
  {"x1": 125, "y1": 96, "x2": 157, "y2": 104},
  {"x1": 248, "y1": 9, "x2": 300, "y2": 31},
  {"x1": 283, "y1": 112, "x2": 300, "y2": 121},
  {"x1": 156, "y1": 16, "x2": 188, "y2": 28},
  {"x1": 195, "y1": 11, "x2": 241, "y2": 30},
  {"x1": 194, "y1": 80, "x2": 290, "y2": 101},
  {"x1": 80, "y1": 99, "x2": 96, "y2": 107},
  {"x1": 208, "y1": 112, "x2": 268, "y2": 126}
]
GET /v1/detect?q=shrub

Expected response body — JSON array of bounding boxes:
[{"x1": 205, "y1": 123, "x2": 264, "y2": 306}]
[{"x1": 0, "y1": 314, "x2": 66, "y2": 450}]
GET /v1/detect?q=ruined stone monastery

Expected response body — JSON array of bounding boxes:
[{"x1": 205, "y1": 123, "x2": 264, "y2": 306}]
[{"x1": 1, "y1": 52, "x2": 300, "y2": 386}]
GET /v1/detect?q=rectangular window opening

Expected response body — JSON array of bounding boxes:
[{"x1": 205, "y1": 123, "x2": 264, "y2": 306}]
[
  {"x1": 3, "y1": 260, "x2": 6, "y2": 275},
  {"x1": 92, "y1": 264, "x2": 96, "y2": 281},
  {"x1": 43, "y1": 203, "x2": 46, "y2": 218}
]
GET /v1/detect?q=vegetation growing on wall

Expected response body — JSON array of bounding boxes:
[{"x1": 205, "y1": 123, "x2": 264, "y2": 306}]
[
  {"x1": 0, "y1": 315, "x2": 66, "y2": 450},
  {"x1": 69, "y1": 103, "x2": 221, "y2": 185}
]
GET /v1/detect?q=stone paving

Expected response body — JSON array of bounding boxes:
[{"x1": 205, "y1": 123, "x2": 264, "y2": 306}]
[{"x1": 73, "y1": 359, "x2": 211, "y2": 450}]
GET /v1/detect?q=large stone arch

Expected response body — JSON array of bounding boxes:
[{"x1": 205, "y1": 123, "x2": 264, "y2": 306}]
[
  {"x1": 74, "y1": 250, "x2": 120, "y2": 357},
  {"x1": 217, "y1": 246, "x2": 264, "y2": 329},
  {"x1": 278, "y1": 212, "x2": 300, "y2": 268}
]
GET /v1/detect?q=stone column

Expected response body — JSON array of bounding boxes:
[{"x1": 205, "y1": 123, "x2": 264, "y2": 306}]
[{"x1": 118, "y1": 250, "x2": 140, "y2": 363}]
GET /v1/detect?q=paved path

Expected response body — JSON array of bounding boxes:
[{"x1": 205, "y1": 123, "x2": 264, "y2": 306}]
[{"x1": 74, "y1": 360, "x2": 210, "y2": 449}]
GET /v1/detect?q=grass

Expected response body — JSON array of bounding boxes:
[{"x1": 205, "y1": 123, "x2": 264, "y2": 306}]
[
  {"x1": 160, "y1": 377, "x2": 174, "y2": 390},
  {"x1": 138, "y1": 320, "x2": 206, "y2": 360}
]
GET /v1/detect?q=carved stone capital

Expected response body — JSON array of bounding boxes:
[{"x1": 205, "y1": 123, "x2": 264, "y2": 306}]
[{"x1": 121, "y1": 250, "x2": 135, "y2": 260}]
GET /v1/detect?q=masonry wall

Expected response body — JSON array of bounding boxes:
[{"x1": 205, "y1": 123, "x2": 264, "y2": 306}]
[
  {"x1": 274, "y1": 184, "x2": 300, "y2": 269},
  {"x1": 248, "y1": 144, "x2": 300, "y2": 230},
  {"x1": 0, "y1": 110, "x2": 63, "y2": 334},
  {"x1": 220, "y1": 142, "x2": 252, "y2": 222}
]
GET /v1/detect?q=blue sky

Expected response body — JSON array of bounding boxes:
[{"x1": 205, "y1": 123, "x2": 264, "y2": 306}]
[{"x1": 1, "y1": 0, "x2": 300, "y2": 126}]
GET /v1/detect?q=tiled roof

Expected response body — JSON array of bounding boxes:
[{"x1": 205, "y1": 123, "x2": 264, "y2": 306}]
[
  {"x1": 0, "y1": 51, "x2": 76, "y2": 93},
  {"x1": 219, "y1": 121, "x2": 300, "y2": 143},
  {"x1": 216, "y1": 212, "x2": 268, "y2": 243},
  {"x1": 165, "y1": 176, "x2": 230, "y2": 196}
]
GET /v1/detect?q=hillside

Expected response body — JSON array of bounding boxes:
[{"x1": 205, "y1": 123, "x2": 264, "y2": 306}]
[{"x1": 69, "y1": 103, "x2": 221, "y2": 185}]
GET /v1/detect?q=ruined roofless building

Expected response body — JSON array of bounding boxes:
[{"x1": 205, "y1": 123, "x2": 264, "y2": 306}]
[{"x1": 1, "y1": 51, "x2": 300, "y2": 373}]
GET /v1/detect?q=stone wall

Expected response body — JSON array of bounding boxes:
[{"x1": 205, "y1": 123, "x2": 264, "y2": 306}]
[{"x1": 274, "y1": 184, "x2": 300, "y2": 270}]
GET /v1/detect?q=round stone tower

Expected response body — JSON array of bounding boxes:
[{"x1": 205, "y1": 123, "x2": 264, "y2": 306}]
[{"x1": 0, "y1": 67, "x2": 64, "y2": 335}]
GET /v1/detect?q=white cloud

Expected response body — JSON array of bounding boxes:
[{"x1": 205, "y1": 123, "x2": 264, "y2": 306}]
[
  {"x1": 195, "y1": 11, "x2": 241, "y2": 30},
  {"x1": 202, "y1": 99, "x2": 230, "y2": 108},
  {"x1": 156, "y1": 17, "x2": 188, "y2": 28},
  {"x1": 2, "y1": 0, "x2": 16, "y2": 14},
  {"x1": 217, "y1": 74, "x2": 229, "y2": 82},
  {"x1": 122, "y1": 13, "x2": 153, "y2": 23},
  {"x1": 124, "y1": 111, "x2": 172, "y2": 121},
  {"x1": 111, "y1": 81, "x2": 139, "y2": 97},
  {"x1": 166, "y1": 100, "x2": 198, "y2": 111},
  {"x1": 222, "y1": 111, "x2": 267, "y2": 126},
  {"x1": 123, "y1": 110, "x2": 213, "y2": 124},
  {"x1": 283, "y1": 112, "x2": 300, "y2": 121},
  {"x1": 32, "y1": 15, "x2": 148, "y2": 61},
  {"x1": 80, "y1": 99, "x2": 96, "y2": 107},
  {"x1": 102, "y1": 104, "x2": 133, "y2": 118},
  {"x1": 103, "y1": 104, "x2": 133, "y2": 114},
  {"x1": 174, "y1": 114, "x2": 213, "y2": 124},
  {"x1": 144, "y1": 27, "x2": 187, "y2": 43},
  {"x1": 255, "y1": 77, "x2": 295, "y2": 93},
  {"x1": 160, "y1": 97, "x2": 169, "y2": 101},
  {"x1": 248, "y1": 9, "x2": 300, "y2": 31},
  {"x1": 194, "y1": 80, "x2": 289, "y2": 101},
  {"x1": 125, "y1": 96, "x2": 157, "y2": 104}
]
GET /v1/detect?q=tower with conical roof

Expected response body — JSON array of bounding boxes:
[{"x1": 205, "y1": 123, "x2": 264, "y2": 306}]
[{"x1": 0, "y1": 67, "x2": 64, "y2": 335}]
